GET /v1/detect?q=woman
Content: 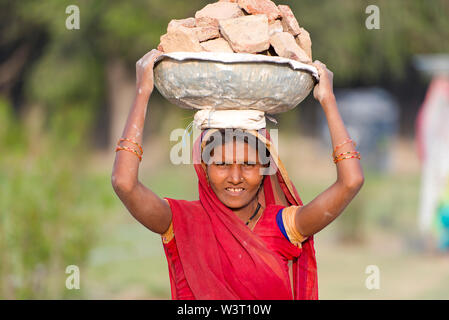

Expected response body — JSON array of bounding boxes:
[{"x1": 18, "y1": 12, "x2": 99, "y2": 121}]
[{"x1": 111, "y1": 49, "x2": 364, "y2": 300}]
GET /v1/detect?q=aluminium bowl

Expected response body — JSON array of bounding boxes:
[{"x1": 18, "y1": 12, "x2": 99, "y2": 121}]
[{"x1": 153, "y1": 52, "x2": 318, "y2": 115}]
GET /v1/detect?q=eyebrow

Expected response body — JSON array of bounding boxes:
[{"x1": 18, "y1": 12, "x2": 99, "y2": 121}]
[{"x1": 211, "y1": 159, "x2": 259, "y2": 164}]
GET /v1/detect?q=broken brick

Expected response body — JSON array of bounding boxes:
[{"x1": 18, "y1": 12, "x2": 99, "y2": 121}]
[
  {"x1": 195, "y1": 2, "x2": 244, "y2": 27},
  {"x1": 278, "y1": 5, "x2": 301, "y2": 36},
  {"x1": 201, "y1": 38, "x2": 234, "y2": 53},
  {"x1": 219, "y1": 15, "x2": 270, "y2": 53},
  {"x1": 237, "y1": 0, "x2": 281, "y2": 22},
  {"x1": 270, "y1": 32, "x2": 311, "y2": 62},
  {"x1": 269, "y1": 20, "x2": 283, "y2": 37},
  {"x1": 295, "y1": 27, "x2": 312, "y2": 60},
  {"x1": 194, "y1": 26, "x2": 220, "y2": 42},
  {"x1": 167, "y1": 17, "x2": 196, "y2": 32},
  {"x1": 159, "y1": 26, "x2": 204, "y2": 53}
]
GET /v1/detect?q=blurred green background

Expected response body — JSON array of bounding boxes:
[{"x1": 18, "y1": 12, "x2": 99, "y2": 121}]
[{"x1": 1, "y1": 0, "x2": 449, "y2": 299}]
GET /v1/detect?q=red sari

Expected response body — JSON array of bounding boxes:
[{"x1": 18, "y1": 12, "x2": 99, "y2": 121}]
[{"x1": 162, "y1": 129, "x2": 318, "y2": 300}]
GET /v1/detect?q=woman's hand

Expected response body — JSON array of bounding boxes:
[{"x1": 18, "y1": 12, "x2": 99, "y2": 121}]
[
  {"x1": 312, "y1": 60, "x2": 335, "y2": 106},
  {"x1": 136, "y1": 49, "x2": 163, "y2": 95}
]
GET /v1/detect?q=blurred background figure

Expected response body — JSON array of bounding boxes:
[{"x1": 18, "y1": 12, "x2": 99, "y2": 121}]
[
  {"x1": 436, "y1": 182, "x2": 449, "y2": 251},
  {"x1": 415, "y1": 54, "x2": 449, "y2": 252}
]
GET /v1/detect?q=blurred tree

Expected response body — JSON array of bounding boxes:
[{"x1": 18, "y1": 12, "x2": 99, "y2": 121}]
[
  {"x1": 291, "y1": 0, "x2": 449, "y2": 84},
  {"x1": 1, "y1": 0, "x2": 448, "y2": 144}
]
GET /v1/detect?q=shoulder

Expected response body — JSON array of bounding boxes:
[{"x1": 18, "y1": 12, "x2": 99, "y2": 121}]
[
  {"x1": 161, "y1": 198, "x2": 204, "y2": 244},
  {"x1": 164, "y1": 198, "x2": 203, "y2": 211},
  {"x1": 277, "y1": 206, "x2": 308, "y2": 248},
  {"x1": 258, "y1": 204, "x2": 308, "y2": 247}
]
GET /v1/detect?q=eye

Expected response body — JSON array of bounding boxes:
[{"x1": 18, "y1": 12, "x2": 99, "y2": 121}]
[
  {"x1": 214, "y1": 162, "x2": 227, "y2": 167},
  {"x1": 242, "y1": 162, "x2": 256, "y2": 167}
]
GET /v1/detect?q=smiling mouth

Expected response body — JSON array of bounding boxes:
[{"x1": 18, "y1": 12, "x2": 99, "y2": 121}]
[{"x1": 225, "y1": 187, "x2": 245, "y2": 195}]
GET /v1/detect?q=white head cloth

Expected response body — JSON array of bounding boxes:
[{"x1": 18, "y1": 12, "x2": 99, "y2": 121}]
[{"x1": 193, "y1": 109, "x2": 266, "y2": 130}]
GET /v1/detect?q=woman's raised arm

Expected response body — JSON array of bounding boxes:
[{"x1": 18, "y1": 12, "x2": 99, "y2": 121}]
[
  {"x1": 111, "y1": 49, "x2": 172, "y2": 235},
  {"x1": 294, "y1": 60, "x2": 365, "y2": 237}
]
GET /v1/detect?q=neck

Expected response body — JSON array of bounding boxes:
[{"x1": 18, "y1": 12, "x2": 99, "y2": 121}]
[{"x1": 232, "y1": 196, "x2": 260, "y2": 223}]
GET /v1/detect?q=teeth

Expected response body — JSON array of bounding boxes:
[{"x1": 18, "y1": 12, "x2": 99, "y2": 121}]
[{"x1": 227, "y1": 188, "x2": 243, "y2": 192}]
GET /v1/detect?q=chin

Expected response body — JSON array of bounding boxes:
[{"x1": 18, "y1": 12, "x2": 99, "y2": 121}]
[{"x1": 219, "y1": 195, "x2": 252, "y2": 210}]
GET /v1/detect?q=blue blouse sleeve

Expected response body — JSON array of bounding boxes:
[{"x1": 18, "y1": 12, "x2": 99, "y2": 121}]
[
  {"x1": 275, "y1": 207, "x2": 308, "y2": 248},
  {"x1": 276, "y1": 208, "x2": 290, "y2": 241}
]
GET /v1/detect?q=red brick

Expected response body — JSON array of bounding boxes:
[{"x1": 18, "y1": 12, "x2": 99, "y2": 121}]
[
  {"x1": 219, "y1": 15, "x2": 270, "y2": 53},
  {"x1": 270, "y1": 32, "x2": 311, "y2": 62},
  {"x1": 195, "y1": 2, "x2": 244, "y2": 27},
  {"x1": 159, "y1": 26, "x2": 204, "y2": 53},
  {"x1": 237, "y1": 0, "x2": 281, "y2": 22},
  {"x1": 278, "y1": 5, "x2": 301, "y2": 36},
  {"x1": 194, "y1": 26, "x2": 220, "y2": 42},
  {"x1": 201, "y1": 38, "x2": 234, "y2": 53},
  {"x1": 295, "y1": 27, "x2": 312, "y2": 60},
  {"x1": 196, "y1": 16, "x2": 215, "y2": 28},
  {"x1": 167, "y1": 17, "x2": 196, "y2": 32},
  {"x1": 269, "y1": 20, "x2": 283, "y2": 37}
]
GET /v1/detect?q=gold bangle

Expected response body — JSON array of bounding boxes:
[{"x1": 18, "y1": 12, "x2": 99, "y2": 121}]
[
  {"x1": 333, "y1": 154, "x2": 361, "y2": 164},
  {"x1": 118, "y1": 138, "x2": 143, "y2": 155},
  {"x1": 115, "y1": 146, "x2": 142, "y2": 162},
  {"x1": 332, "y1": 139, "x2": 356, "y2": 157},
  {"x1": 333, "y1": 151, "x2": 360, "y2": 161}
]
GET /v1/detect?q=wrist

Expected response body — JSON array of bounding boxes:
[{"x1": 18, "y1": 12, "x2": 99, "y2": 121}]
[{"x1": 319, "y1": 94, "x2": 337, "y2": 108}]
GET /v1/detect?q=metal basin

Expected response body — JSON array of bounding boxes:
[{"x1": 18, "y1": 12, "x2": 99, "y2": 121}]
[{"x1": 153, "y1": 52, "x2": 318, "y2": 115}]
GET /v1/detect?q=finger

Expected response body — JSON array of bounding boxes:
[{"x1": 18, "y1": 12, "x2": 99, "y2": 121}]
[
  {"x1": 313, "y1": 60, "x2": 327, "y2": 69},
  {"x1": 143, "y1": 50, "x2": 163, "y2": 65},
  {"x1": 312, "y1": 61, "x2": 324, "y2": 71},
  {"x1": 313, "y1": 64, "x2": 325, "y2": 75},
  {"x1": 148, "y1": 49, "x2": 164, "y2": 59},
  {"x1": 139, "y1": 49, "x2": 161, "y2": 63},
  {"x1": 140, "y1": 51, "x2": 156, "y2": 63}
]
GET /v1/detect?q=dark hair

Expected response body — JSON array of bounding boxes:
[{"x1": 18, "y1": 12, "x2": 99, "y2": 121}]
[{"x1": 202, "y1": 129, "x2": 271, "y2": 166}]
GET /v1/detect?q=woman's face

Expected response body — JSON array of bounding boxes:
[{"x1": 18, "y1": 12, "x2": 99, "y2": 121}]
[{"x1": 205, "y1": 140, "x2": 264, "y2": 209}]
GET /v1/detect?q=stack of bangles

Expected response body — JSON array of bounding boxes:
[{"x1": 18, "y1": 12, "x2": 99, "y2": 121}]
[
  {"x1": 332, "y1": 138, "x2": 361, "y2": 164},
  {"x1": 115, "y1": 138, "x2": 143, "y2": 162}
]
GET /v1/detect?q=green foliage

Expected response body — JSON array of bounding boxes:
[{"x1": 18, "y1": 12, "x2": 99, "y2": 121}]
[
  {"x1": 0, "y1": 99, "x2": 113, "y2": 299},
  {"x1": 3, "y1": 0, "x2": 448, "y2": 120},
  {"x1": 289, "y1": 0, "x2": 449, "y2": 84}
]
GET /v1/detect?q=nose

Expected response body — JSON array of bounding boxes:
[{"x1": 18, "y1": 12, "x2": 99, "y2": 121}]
[{"x1": 228, "y1": 164, "x2": 243, "y2": 185}]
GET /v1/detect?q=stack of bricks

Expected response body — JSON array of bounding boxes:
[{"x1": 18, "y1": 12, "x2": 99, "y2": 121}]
[{"x1": 158, "y1": 0, "x2": 312, "y2": 63}]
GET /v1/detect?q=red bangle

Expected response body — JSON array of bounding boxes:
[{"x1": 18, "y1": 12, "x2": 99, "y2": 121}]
[
  {"x1": 333, "y1": 139, "x2": 356, "y2": 157},
  {"x1": 333, "y1": 154, "x2": 361, "y2": 164},
  {"x1": 333, "y1": 151, "x2": 360, "y2": 159}
]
